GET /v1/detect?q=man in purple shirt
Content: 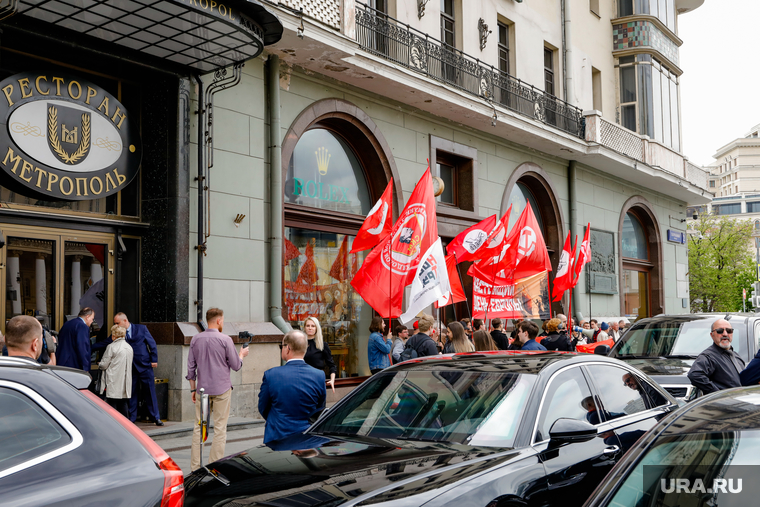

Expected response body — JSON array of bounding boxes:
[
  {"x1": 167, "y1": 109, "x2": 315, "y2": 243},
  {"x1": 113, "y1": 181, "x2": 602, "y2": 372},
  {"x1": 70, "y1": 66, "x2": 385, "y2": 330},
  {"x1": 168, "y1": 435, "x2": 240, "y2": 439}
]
[{"x1": 186, "y1": 307, "x2": 249, "y2": 471}]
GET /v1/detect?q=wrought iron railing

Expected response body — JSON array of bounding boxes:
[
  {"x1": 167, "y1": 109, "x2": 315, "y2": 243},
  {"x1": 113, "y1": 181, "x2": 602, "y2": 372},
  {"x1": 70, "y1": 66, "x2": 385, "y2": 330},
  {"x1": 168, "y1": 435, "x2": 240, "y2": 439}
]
[{"x1": 355, "y1": 3, "x2": 585, "y2": 139}]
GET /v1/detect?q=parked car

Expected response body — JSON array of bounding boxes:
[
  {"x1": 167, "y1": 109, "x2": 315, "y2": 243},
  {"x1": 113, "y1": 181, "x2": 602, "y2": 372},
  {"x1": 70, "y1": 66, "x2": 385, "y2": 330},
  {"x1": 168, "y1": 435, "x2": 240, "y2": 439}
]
[
  {"x1": 184, "y1": 351, "x2": 677, "y2": 507},
  {"x1": 583, "y1": 385, "x2": 760, "y2": 507},
  {"x1": 0, "y1": 357, "x2": 184, "y2": 507},
  {"x1": 605, "y1": 314, "x2": 760, "y2": 402}
]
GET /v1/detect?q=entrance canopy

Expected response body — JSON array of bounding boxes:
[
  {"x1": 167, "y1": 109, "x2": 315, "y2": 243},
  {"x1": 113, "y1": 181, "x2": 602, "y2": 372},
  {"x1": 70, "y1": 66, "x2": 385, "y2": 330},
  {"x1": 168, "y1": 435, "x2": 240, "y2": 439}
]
[{"x1": 13, "y1": 0, "x2": 282, "y2": 72}]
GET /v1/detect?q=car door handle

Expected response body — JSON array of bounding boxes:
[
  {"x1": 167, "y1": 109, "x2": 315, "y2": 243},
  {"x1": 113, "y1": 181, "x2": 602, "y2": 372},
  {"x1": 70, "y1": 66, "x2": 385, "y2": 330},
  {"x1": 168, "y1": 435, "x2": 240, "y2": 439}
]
[{"x1": 603, "y1": 445, "x2": 620, "y2": 455}]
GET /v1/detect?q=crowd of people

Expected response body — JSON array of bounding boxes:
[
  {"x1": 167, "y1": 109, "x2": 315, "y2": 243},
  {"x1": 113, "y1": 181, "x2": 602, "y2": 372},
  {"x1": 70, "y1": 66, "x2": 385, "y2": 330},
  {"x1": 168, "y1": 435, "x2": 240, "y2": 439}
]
[{"x1": 365, "y1": 314, "x2": 633, "y2": 364}]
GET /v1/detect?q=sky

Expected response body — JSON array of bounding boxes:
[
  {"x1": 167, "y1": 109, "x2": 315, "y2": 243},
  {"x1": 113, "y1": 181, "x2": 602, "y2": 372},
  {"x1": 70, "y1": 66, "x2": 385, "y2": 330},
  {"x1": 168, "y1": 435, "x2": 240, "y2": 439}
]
[{"x1": 679, "y1": 1, "x2": 760, "y2": 167}]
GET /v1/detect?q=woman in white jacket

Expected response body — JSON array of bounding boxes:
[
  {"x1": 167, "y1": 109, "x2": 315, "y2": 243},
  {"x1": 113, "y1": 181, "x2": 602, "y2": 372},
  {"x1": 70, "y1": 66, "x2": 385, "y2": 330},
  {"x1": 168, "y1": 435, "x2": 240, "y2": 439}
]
[{"x1": 99, "y1": 324, "x2": 133, "y2": 417}]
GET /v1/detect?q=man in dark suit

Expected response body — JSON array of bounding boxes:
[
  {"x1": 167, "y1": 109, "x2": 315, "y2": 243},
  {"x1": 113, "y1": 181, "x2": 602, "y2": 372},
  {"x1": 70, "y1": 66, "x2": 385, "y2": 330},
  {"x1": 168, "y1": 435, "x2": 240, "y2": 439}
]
[
  {"x1": 490, "y1": 318, "x2": 510, "y2": 350},
  {"x1": 57, "y1": 307, "x2": 95, "y2": 371},
  {"x1": 259, "y1": 330, "x2": 326, "y2": 445},
  {"x1": 113, "y1": 312, "x2": 162, "y2": 425}
]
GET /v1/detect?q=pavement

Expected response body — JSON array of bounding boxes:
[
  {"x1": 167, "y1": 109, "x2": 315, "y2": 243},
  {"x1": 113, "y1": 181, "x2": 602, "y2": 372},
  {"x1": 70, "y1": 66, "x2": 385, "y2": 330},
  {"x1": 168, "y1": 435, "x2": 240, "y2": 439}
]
[{"x1": 136, "y1": 417, "x2": 266, "y2": 476}]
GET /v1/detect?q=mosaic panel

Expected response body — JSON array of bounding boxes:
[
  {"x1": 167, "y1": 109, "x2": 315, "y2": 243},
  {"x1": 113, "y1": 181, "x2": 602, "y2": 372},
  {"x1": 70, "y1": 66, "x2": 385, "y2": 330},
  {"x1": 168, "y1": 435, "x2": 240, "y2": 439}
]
[
  {"x1": 613, "y1": 20, "x2": 679, "y2": 66},
  {"x1": 280, "y1": 0, "x2": 340, "y2": 30}
]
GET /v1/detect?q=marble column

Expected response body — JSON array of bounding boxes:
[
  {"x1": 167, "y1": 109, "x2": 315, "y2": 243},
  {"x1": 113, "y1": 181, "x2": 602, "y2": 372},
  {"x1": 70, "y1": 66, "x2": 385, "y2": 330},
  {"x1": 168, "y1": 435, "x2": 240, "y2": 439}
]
[
  {"x1": 7, "y1": 251, "x2": 22, "y2": 315},
  {"x1": 90, "y1": 260, "x2": 103, "y2": 283},
  {"x1": 70, "y1": 255, "x2": 82, "y2": 316},
  {"x1": 35, "y1": 253, "x2": 47, "y2": 315}
]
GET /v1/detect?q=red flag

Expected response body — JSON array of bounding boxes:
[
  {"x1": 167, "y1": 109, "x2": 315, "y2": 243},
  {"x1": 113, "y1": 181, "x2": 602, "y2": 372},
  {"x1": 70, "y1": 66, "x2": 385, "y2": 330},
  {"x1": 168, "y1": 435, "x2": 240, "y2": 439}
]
[
  {"x1": 350, "y1": 179, "x2": 394, "y2": 253},
  {"x1": 573, "y1": 224, "x2": 591, "y2": 286},
  {"x1": 284, "y1": 238, "x2": 300, "y2": 264},
  {"x1": 472, "y1": 208, "x2": 511, "y2": 264},
  {"x1": 436, "y1": 254, "x2": 467, "y2": 308},
  {"x1": 351, "y1": 169, "x2": 438, "y2": 317},
  {"x1": 445, "y1": 215, "x2": 497, "y2": 262},
  {"x1": 551, "y1": 232, "x2": 574, "y2": 302},
  {"x1": 329, "y1": 236, "x2": 350, "y2": 282},
  {"x1": 296, "y1": 241, "x2": 318, "y2": 286},
  {"x1": 469, "y1": 204, "x2": 550, "y2": 281}
]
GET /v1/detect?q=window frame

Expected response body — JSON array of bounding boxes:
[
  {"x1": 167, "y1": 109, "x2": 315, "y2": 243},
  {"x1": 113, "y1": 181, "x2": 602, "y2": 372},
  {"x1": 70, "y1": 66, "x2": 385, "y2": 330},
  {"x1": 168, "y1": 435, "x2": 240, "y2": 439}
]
[
  {"x1": 0, "y1": 379, "x2": 83, "y2": 479},
  {"x1": 582, "y1": 363, "x2": 669, "y2": 422},
  {"x1": 544, "y1": 47, "x2": 555, "y2": 97},
  {"x1": 430, "y1": 136, "x2": 478, "y2": 219},
  {"x1": 440, "y1": 0, "x2": 455, "y2": 49},
  {"x1": 532, "y1": 364, "x2": 597, "y2": 445},
  {"x1": 498, "y1": 21, "x2": 510, "y2": 75}
]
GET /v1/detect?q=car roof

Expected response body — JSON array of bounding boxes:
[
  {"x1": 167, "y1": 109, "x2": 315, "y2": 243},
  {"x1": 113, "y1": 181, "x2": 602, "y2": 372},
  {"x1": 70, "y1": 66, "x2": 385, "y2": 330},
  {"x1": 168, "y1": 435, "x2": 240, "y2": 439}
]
[
  {"x1": 0, "y1": 357, "x2": 92, "y2": 389},
  {"x1": 662, "y1": 386, "x2": 760, "y2": 435},
  {"x1": 390, "y1": 351, "x2": 625, "y2": 375},
  {"x1": 645, "y1": 313, "x2": 758, "y2": 324}
]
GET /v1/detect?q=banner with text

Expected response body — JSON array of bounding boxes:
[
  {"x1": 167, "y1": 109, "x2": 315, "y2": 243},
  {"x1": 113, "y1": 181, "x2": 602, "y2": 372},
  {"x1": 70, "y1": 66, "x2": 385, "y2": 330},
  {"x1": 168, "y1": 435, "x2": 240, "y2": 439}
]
[{"x1": 472, "y1": 271, "x2": 550, "y2": 319}]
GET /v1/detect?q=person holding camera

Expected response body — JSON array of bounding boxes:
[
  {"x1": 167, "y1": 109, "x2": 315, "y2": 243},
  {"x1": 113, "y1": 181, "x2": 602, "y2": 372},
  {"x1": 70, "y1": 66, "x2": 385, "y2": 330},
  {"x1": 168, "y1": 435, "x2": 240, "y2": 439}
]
[{"x1": 186, "y1": 307, "x2": 249, "y2": 471}]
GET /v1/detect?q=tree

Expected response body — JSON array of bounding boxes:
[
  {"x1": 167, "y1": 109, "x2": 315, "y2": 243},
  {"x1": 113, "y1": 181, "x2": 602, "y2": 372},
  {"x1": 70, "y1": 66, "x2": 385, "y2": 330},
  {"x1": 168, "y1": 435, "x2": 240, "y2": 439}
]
[{"x1": 688, "y1": 213, "x2": 755, "y2": 313}]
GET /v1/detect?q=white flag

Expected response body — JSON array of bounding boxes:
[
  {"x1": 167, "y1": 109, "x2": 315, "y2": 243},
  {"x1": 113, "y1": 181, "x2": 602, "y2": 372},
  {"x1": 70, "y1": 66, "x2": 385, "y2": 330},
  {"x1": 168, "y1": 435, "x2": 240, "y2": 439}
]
[{"x1": 400, "y1": 238, "x2": 450, "y2": 324}]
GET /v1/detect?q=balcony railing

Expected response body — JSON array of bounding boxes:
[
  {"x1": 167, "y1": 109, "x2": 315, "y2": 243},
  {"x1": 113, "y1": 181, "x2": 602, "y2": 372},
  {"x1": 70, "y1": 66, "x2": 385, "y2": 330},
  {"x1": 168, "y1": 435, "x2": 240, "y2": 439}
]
[{"x1": 355, "y1": 3, "x2": 585, "y2": 139}]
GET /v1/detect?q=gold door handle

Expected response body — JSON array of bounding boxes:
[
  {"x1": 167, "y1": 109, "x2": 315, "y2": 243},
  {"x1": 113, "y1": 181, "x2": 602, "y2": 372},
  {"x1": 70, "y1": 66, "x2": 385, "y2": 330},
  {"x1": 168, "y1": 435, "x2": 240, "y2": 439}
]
[{"x1": 108, "y1": 268, "x2": 114, "y2": 274}]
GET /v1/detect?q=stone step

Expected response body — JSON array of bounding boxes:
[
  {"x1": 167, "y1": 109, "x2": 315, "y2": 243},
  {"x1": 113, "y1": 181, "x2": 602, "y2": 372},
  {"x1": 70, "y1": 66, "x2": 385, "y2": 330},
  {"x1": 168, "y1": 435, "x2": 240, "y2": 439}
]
[{"x1": 137, "y1": 417, "x2": 264, "y2": 442}]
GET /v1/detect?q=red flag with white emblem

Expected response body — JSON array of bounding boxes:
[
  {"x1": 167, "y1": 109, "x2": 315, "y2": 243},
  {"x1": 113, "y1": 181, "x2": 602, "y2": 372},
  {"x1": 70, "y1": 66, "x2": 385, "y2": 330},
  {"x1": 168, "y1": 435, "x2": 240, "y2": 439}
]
[
  {"x1": 445, "y1": 214, "x2": 497, "y2": 263},
  {"x1": 350, "y1": 179, "x2": 394, "y2": 253},
  {"x1": 573, "y1": 224, "x2": 591, "y2": 286},
  {"x1": 470, "y1": 204, "x2": 551, "y2": 281},
  {"x1": 551, "y1": 232, "x2": 574, "y2": 301},
  {"x1": 351, "y1": 169, "x2": 438, "y2": 317}
]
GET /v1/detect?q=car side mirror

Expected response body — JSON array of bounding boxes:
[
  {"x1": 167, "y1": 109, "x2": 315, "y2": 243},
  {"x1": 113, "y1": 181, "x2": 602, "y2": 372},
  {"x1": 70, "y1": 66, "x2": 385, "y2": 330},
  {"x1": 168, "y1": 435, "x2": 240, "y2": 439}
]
[
  {"x1": 548, "y1": 418, "x2": 597, "y2": 445},
  {"x1": 594, "y1": 344, "x2": 611, "y2": 356}
]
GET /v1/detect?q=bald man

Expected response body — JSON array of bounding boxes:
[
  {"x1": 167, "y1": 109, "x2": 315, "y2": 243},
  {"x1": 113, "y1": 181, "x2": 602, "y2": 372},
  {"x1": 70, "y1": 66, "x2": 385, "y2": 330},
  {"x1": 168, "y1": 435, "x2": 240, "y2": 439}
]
[
  {"x1": 5, "y1": 316, "x2": 44, "y2": 362},
  {"x1": 687, "y1": 318, "x2": 745, "y2": 395}
]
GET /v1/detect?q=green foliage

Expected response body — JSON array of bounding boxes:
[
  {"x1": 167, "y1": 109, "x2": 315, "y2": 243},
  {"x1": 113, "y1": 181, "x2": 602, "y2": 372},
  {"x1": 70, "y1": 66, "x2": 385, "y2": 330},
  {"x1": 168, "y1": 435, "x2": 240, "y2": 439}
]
[{"x1": 688, "y1": 213, "x2": 756, "y2": 312}]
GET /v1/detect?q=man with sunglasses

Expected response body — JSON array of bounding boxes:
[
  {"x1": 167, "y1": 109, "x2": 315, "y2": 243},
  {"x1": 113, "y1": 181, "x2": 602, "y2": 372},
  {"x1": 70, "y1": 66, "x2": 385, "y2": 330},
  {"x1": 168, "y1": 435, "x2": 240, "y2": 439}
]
[
  {"x1": 687, "y1": 318, "x2": 746, "y2": 395},
  {"x1": 259, "y1": 330, "x2": 326, "y2": 445}
]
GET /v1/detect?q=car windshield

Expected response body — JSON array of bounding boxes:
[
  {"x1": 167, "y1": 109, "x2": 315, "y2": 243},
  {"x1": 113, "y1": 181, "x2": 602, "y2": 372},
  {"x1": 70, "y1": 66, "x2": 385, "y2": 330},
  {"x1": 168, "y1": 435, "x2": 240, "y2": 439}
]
[
  {"x1": 612, "y1": 319, "x2": 746, "y2": 358},
  {"x1": 310, "y1": 370, "x2": 536, "y2": 447},
  {"x1": 609, "y1": 430, "x2": 760, "y2": 506}
]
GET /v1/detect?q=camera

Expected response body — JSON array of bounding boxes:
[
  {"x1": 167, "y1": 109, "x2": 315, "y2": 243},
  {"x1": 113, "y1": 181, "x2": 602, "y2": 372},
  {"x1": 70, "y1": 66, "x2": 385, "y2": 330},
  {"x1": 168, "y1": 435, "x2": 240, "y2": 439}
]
[{"x1": 239, "y1": 330, "x2": 253, "y2": 348}]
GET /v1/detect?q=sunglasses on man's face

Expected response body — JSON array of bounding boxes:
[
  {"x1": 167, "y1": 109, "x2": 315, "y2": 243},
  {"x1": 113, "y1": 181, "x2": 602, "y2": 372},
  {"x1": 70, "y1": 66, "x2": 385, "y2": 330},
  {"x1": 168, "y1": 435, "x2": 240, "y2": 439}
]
[
  {"x1": 279, "y1": 343, "x2": 289, "y2": 350},
  {"x1": 713, "y1": 328, "x2": 734, "y2": 335}
]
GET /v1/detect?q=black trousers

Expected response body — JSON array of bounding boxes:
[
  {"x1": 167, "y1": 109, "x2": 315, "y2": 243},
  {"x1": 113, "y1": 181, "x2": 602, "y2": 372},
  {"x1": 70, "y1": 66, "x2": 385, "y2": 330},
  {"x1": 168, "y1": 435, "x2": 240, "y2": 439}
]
[{"x1": 106, "y1": 397, "x2": 130, "y2": 418}]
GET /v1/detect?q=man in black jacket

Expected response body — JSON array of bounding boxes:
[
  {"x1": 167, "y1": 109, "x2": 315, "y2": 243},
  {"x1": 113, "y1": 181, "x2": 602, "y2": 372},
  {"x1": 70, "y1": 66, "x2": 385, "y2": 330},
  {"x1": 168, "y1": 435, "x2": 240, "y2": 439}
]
[
  {"x1": 687, "y1": 318, "x2": 746, "y2": 395},
  {"x1": 490, "y1": 318, "x2": 510, "y2": 351},
  {"x1": 405, "y1": 313, "x2": 439, "y2": 358}
]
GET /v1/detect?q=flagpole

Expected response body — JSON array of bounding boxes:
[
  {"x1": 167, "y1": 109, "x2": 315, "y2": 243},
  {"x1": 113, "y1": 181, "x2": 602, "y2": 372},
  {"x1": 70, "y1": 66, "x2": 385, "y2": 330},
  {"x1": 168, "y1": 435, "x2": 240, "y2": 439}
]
[
  {"x1": 453, "y1": 253, "x2": 472, "y2": 319},
  {"x1": 547, "y1": 272, "x2": 554, "y2": 319}
]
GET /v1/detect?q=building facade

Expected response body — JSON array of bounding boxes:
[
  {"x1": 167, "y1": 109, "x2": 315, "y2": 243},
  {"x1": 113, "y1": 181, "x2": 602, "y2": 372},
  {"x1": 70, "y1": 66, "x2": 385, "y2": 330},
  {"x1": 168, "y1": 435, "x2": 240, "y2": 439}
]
[
  {"x1": 1, "y1": 0, "x2": 710, "y2": 422},
  {"x1": 702, "y1": 123, "x2": 760, "y2": 198}
]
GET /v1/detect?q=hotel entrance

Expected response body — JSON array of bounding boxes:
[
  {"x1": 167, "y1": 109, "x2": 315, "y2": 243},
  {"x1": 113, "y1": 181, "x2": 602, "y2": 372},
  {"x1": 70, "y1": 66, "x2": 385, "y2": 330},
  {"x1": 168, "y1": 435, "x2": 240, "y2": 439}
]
[{"x1": 0, "y1": 224, "x2": 115, "y2": 336}]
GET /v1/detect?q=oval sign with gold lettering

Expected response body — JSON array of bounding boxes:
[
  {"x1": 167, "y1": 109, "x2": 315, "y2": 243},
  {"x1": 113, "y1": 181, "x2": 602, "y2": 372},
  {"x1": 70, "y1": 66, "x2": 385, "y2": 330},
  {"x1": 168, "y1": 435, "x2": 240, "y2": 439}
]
[{"x1": 0, "y1": 72, "x2": 141, "y2": 200}]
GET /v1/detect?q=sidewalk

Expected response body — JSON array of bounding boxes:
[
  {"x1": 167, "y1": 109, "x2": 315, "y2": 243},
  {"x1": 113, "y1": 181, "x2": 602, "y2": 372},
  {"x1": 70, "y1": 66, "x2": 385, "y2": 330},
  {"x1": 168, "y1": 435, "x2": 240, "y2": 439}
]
[
  {"x1": 140, "y1": 417, "x2": 266, "y2": 475},
  {"x1": 136, "y1": 416, "x2": 264, "y2": 442}
]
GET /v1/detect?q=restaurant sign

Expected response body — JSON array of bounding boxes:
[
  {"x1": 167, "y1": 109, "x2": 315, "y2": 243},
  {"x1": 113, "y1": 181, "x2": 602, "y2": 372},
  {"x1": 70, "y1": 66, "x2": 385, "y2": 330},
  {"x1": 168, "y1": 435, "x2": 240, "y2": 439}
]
[{"x1": 0, "y1": 72, "x2": 141, "y2": 200}]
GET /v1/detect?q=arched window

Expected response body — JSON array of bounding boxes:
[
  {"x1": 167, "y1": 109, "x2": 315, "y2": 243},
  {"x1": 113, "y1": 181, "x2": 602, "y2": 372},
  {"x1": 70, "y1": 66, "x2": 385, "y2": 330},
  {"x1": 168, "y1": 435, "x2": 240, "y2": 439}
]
[
  {"x1": 621, "y1": 212, "x2": 648, "y2": 260},
  {"x1": 281, "y1": 100, "x2": 400, "y2": 379},
  {"x1": 285, "y1": 128, "x2": 372, "y2": 216},
  {"x1": 619, "y1": 201, "x2": 662, "y2": 320},
  {"x1": 506, "y1": 182, "x2": 545, "y2": 235}
]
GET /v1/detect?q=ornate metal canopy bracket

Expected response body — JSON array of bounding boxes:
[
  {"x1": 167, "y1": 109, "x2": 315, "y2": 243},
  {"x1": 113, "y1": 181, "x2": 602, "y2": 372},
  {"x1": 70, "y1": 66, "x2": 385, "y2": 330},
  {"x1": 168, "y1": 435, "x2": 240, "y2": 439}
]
[
  {"x1": 478, "y1": 18, "x2": 491, "y2": 51},
  {"x1": 417, "y1": 0, "x2": 430, "y2": 19}
]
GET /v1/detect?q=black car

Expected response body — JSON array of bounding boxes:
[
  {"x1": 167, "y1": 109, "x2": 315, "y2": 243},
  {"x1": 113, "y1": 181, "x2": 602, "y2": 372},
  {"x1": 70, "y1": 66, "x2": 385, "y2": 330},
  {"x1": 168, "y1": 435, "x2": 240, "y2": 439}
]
[
  {"x1": 184, "y1": 352, "x2": 677, "y2": 507},
  {"x1": 606, "y1": 314, "x2": 760, "y2": 401},
  {"x1": 0, "y1": 357, "x2": 184, "y2": 507},
  {"x1": 583, "y1": 385, "x2": 760, "y2": 507}
]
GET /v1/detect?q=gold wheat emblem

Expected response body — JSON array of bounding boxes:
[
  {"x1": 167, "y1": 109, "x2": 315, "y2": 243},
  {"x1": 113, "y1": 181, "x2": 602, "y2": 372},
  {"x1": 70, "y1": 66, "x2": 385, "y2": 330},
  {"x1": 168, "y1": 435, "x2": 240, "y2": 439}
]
[{"x1": 48, "y1": 106, "x2": 91, "y2": 164}]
